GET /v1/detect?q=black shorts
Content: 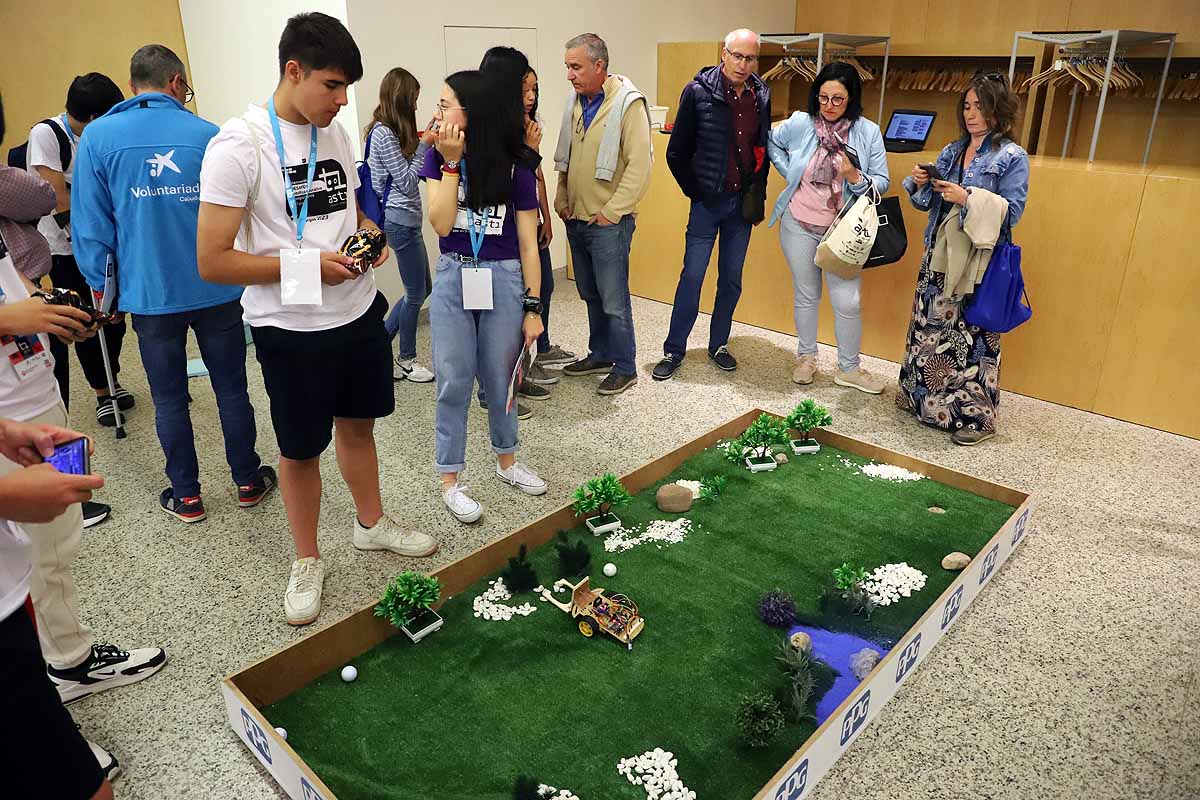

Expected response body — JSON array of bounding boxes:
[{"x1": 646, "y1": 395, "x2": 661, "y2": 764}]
[
  {"x1": 1, "y1": 604, "x2": 103, "y2": 800},
  {"x1": 252, "y1": 291, "x2": 395, "y2": 460}
]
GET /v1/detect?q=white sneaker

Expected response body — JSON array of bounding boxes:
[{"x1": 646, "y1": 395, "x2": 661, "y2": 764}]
[
  {"x1": 495, "y1": 461, "x2": 548, "y2": 496},
  {"x1": 394, "y1": 358, "x2": 435, "y2": 383},
  {"x1": 443, "y1": 483, "x2": 482, "y2": 524},
  {"x1": 87, "y1": 737, "x2": 121, "y2": 782},
  {"x1": 284, "y1": 557, "x2": 325, "y2": 626},
  {"x1": 48, "y1": 642, "x2": 168, "y2": 705},
  {"x1": 353, "y1": 515, "x2": 438, "y2": 557}
]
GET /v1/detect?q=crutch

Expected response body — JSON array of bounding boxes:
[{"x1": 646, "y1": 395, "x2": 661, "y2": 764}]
[{"x1": 97, "y1": 254, "x2": 126, "y2": 439}]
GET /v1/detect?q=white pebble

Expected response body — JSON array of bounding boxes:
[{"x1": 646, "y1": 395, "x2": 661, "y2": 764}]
[{"x1": 341, "y1": 665, "x2": 357, "y2": 682}]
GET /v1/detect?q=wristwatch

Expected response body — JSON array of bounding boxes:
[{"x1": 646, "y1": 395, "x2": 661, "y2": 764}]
[
  {"x1": 522, "y1": 292, "x2": 543, "y2": 315},
  {"x1": 443, "y1": 159, "x2": 460, "y2": 172}
]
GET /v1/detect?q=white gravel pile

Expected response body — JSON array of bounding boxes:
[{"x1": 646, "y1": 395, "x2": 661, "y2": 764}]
[
  {"x1": 838, "y1": 456, "x2": 925, "y2": 482},
  {"x1": 603, "y1": 519, "x2": 694, "y2": 553},
  {"x1": 617, "y1": 748, "x2": 695, "y2": 800},
  {"x1": 673, "y1": 479, "x2": 702, "y2": 498},
  {"x1": 538, "y1": 785, "x2": 581, "y2": 800},
  {"x1": 472, "y1": 578, "x2": 537, "y2": 621},
  {"x1": 861, "y1": 562, "x2": 928, "y2": 606}
]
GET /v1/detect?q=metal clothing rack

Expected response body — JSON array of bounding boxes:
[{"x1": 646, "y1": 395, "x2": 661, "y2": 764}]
[
  {"x1": 760, "y1": 33, "x2": 892, "y2": 120},
  {"x1": 1008, "y1": 29, "x2": 1176, "y2": 163}
]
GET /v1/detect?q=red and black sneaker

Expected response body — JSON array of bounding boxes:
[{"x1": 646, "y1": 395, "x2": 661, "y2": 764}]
[
  {"x1": 237, "y1": 465, "x2": 278, "y2": 508},
  {"x1": 159, "y1": 488, "x2": 206, "y2": 523}
]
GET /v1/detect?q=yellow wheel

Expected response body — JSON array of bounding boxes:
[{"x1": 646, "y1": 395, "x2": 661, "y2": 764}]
[{"x1": 578, "y1": 618, "x2": 597, "y2": 637}]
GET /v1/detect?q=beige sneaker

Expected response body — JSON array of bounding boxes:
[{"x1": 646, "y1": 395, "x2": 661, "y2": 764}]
[
  {"x1": 353, "y1": 515, "x2": 438, "y2": 557},
  {"x1": 284, "y1": 557, "x2": 325, "y2": 626},
  {"x1": 834, "y1": 367, "x2": 885, "y2": 395},
  {"x1": 792, "y1": 354, "x2": 818, "y2": 385}
]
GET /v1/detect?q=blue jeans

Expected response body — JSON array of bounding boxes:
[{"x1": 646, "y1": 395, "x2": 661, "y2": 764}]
[
  {"x1": 429, "y1": 254, "x2": 525, "y2": 473},
  {"x1": 565, "y1": 215, "x2": 637, "y2": 376},
  {"x1": 663, "y1": 194, "x2": 751, "y2": 358},
  {"x1": 382, "y1": 222, "x2": 430, "y2": 361},
  {"x1": 131, "y1": 300, "x2": 260, "y2": 497}
]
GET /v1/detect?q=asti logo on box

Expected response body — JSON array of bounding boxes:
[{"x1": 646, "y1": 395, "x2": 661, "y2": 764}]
[
  {"x1": 772, "y1": 758, "x2": 809, "y2": 800},
  {"x1": 839, "y1": 690, "x2": 871, "y2": 746},
  {"x1": 1011, "y1": 508, "x2": 1030, "y2": 547},
  {"x1": 978, "y1": 543, "x2": 1000, "y2": 586},
  {"x1": 894, "y1": 633, "x2": 922, "y2": 684},
  {"x1": 941, "y1": 584, "x2": 964, "y2": 630},
  {"x1": 240, "y1": 708, "x2": 272, "y2": 765},
  {"x1": 301, "y1": 777, "x2": 325, "y2": 800}
]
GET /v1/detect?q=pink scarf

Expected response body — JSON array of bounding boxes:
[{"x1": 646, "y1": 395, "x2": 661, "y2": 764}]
[{"x1": 810, "y1": 117, "x2": 852, "y2": 209}]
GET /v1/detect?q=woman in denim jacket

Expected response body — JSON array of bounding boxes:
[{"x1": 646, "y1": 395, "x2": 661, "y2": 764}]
[
  {"x1": 767, "y1": 62, "x2": 890, "y2": 393},
  {"x1": 898, "y1": 73, "x2": 1029, "y2": 446}
]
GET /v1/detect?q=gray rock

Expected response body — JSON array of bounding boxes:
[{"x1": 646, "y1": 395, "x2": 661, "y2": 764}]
[
  {"x1": 850, "y1": 648, "x2": 881, "y2": 680},
  {"x1": 789, "y1": 631, "x2": 812, "y2": 652},
  {"x1": 774, "y1": 452, "x2": 789, "y2": 464},
  {"x1": 942, "y1": 552, "x2": 971, "y2": 571},
  {"x1": 656, "y1": 484, "x2": 693, "y2": 514}
]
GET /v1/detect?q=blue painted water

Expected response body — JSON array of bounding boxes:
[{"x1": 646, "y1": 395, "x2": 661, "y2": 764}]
[{"x1": 788, "y1": 624, "x2": 890, "y2": 724}]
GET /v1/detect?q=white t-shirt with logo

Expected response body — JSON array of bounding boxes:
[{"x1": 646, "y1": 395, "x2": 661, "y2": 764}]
[
  {"x1": 199, "y1": 104, "x2": 371, "y2": 332},
  {"x1": 0, "y1": 519, "x2": 32, "y2": 623},
  {"x1": 26, "y1": 117, "x2": 75, "y2": 257},
  {"x1": 0, "y1": 249, "x2": 62, "y2": 423}
]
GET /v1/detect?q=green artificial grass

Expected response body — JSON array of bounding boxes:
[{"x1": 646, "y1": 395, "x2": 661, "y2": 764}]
[{"x1": 265, "y1": 443, "x2": 1015, "y2": 800}]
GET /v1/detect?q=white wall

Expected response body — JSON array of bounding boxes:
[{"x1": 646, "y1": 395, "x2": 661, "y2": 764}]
[
  {"x1": 177, "y1": 0, "x2": 362, "y2": 157},
  {"x1": 345, "y1": 1, "x2": 794, "y2": 268}
]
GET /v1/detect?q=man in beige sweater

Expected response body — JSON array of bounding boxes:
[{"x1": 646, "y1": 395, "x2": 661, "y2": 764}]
[{"x1": 554, "y1": 33, "x2": 652, "y2": 395}]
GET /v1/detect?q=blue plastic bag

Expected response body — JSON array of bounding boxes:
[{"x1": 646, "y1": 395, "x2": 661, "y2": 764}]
[
  {"x1": 964, "y1": 240, "x2": 1031, "y2": 333},
  {"x1": 355, "y1": 124, "x2": 392, "y2": 227}
]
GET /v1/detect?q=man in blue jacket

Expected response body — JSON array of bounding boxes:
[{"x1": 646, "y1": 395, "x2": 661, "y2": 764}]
[
  {"x1": 72, "y1": 45, "x2": 275, "y2": 524},
  {"x1": 655, "y1": 29, "x2": 771, "y2": 381}
]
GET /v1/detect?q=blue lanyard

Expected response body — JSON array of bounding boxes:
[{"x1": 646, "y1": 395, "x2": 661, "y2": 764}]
[
  {"x1": 267, "y1": 99, "x2": 319, "y2": 244},
  {"x1": 459, "y1": 159, "x2": 489, "y2": 261},
  {"x1": 59, "y1": 115, "x2": 76, "y2": 146}
]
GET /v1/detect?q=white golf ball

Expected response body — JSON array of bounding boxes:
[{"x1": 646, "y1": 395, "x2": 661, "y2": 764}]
[
  {"x1": 341, "y1": 665, "x2": 358, "y2": 682},
  {"x1": 274, "y1": 727, "x2": 287, "y2": 741},
  {"x1": 603, "y1": 562, "x2": 617, "y2": 577}
]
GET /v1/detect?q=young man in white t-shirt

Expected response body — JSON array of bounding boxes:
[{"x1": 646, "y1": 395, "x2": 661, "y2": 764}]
[
  {"x1": 198, "y1": 12, "x2": 437, "y2": 626},
  {"x1": 27, "y1": 73, "x2": 137, "y2": 435}
]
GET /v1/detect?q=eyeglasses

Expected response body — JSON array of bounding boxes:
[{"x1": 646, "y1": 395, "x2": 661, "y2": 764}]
[
  {"x1": 176, "y1": 75, "x2": 194, "y2": 104},
  {"x1": 818, "y1": 95, "x2": 847, "y2": 107},
  {"x1": 435, "y1": 101, "x2": 465, "y2": 114},
  {"x1": 725, "y1": 49, "x2": 759, "y2": 66},
  {"x1": 976, "y1": 72, "x2": 1007, "y2": 85}
]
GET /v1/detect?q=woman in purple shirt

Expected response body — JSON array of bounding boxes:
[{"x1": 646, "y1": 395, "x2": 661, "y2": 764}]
[{"x1": 421, "y1": 70, "x2": 546, "y2": 524}]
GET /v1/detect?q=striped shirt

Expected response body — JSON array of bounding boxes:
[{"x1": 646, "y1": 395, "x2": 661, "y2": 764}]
[{"x1": 366, "y1": 123, "x2": 430, "y2": 227}]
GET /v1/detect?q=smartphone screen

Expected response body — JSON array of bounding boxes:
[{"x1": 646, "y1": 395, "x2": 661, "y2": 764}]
[
  {"x1": 919, "y1": 163, "x2": 945, "y2": 182},
  {"x1": 46, "y1": 437, "x2": 89, "y2": 475}
]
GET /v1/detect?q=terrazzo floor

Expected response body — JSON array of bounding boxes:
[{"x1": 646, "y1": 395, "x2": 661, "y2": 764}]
[{"x1": 60, "y1": 271, "x2": 1199, "y2": 800}]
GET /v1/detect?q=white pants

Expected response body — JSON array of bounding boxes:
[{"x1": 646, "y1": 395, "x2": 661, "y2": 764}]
[
  {"x1": 779, "y1": 212, "x2": 863, "y2": 373},
  {"x1": 0, "y1": 403, "x2": 94, "y2": 667}
]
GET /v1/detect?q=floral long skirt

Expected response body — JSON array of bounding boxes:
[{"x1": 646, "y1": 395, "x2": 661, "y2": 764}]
[{"x1": 896, "y1": 251, "x2": 1002, "y2": 434}]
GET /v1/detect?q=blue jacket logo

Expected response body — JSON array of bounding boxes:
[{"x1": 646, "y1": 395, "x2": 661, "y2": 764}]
[
  {"x1": 301, "y1": 777, "x2": 325, "y2": 800},
  {"x1": 1011, "y1": 508, "x2": 1030, "y2": 547},
  {"x1": 840, "y1": 690, "x2": 871, "y2": 745},
  {"x1": 941, "y1": 585, "x2": 964, "y2": 630},
  {"x1": 773, "y1": 758, "x2": 809, "y2": 799},
  {"x1": 895, "y1": 633, "x2": 922, "y2": 683},
  {"x1": 240, "y1": 708, "x2": 272, "y2": 765},
  {"x1": 979, "y1": 544, "x2": 1000, "y2": 585},
  {"x1": 146, "y1": 150, "x2": 181, "y2": 177}
]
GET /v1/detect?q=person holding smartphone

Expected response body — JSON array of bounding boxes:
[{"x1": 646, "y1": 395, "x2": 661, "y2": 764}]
[
  {"x1": 766, "y1": 62, "x2": 889, "y2": 393},
  {"x1": 898, "y1": 73, "x2": 1029, "y2": 446}
]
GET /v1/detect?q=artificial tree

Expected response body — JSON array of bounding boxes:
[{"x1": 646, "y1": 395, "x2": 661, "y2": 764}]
[
  {"x1": 572, "y1": 472, "x2": 633, "y2": 534},
  {"x1": 786, "y1": 398, "x2": 833, "y2": 454},
  {"x1": 555, "y1": 531, "x2": 592, "y2": 577},
  {"x1": 375, "y1": 571, "x2": 443, "y2": 642},
  {"x1": 698, "y1": 475, "x2": 727, "y2": 502},
  {"x1": 729, "y1": 413, "x2": 790, "y2": 471},
  {"x1": 501, "y1": 543, "x2": 539, "y2": 593}
]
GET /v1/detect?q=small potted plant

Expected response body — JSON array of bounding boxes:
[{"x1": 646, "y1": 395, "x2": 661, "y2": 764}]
[
  {"x1": 375, "y1": 571, "x2": 443, "y2": 643},
  {"x1": 786, "y1": 398, "x2": 833, "y2": 455},
  {"x1": 736, "y1": 413, "x2": 790, "y2": 472},
  {"x1": 572, "y1": 472, "x2": 632, "y2": 535}
]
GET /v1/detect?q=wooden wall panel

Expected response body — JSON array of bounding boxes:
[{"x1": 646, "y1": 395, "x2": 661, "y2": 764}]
[
  {"x1": 1093, "y1": 172, "x2": 1200, "y2": 438},
  {"x1": 1066, "y1": 0, "x2": 1200, "y2": 42},
  {"x1": 657, "y1": 42, "x2": 721, "y2": 124},
  {"x1": 792, "y1": 1, "x2": 928, "y2": 45},
  {"x1": 1062, "y1": 95, "x2": 1200, "y2": 166},
  {"x1": 919, "y1": 0, "x2": 1069, "y2": 54}
]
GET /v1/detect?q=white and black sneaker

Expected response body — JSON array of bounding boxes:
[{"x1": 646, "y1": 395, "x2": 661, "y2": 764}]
[
  {"x1": 85, "y1": 735, "x2": 122, "y2": 782},
  {"x1": 48, "y1": 642, "x2": 167, "y2": 705},
  {"x1": 81, "y1": 501, "x2": 110, "y2": 529}
]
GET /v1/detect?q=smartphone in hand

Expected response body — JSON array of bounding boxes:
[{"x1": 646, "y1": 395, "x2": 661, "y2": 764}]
[
  {"x1": 45, "y1": 437, "x2": 90, "y2": 475},
  {"x1": 834, "y1": 131, "x2": 862, "y2": 171},
  {"x1": 918, "y1": 163, "x2": 946, "y2": 182}
]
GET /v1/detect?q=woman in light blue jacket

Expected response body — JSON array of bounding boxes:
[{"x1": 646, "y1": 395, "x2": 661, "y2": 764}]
[{"x1": 767, "y1": 62, "x2": 889, "y2": 393}]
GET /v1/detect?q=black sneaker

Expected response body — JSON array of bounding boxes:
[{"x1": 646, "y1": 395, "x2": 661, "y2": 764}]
[
  {"x1": 111, "y1": 385, "x2": 135, "y2": 411},
  {"x1": 238, "y1": 465, "x2": 278, "y2": 508},
  {"x1": 518, "y1": 380, "x2": 551, "y2": 401},
  {"x1": 159, "y1": 488, "x2": 207, "y2": 523},
  {"x1": 48, "y1": 642, "x2": 168, "y2": 704},
  {"x1": 479, "y1": 399, "x2": 534, "y2": 420},
  {"x1": 95, "y1": 397, "x2": 117, "y2": 427},
  {"x1": 652, "y1": 353, "x2": 684, "y2": 381},
  {"x1": 597, "y1": 372, "x2": 638, "y2": 395},
  {"x1": 562, "y1": 356, "x2": 615, "y2": 377},
  {"x1": 708, "y1": 345, "x2": 737, "y2": 371},
  {"x1": 81, "y1": 501, "x2": 110, "y2": 529}
]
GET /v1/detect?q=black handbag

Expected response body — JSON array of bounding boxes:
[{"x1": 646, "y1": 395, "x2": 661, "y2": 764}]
[
  {"x1": 864, "y1": 188, "x2": 907, "y2": 268},
  {"x1": 741, "y1": 175, "x2": 766, "y2": 224}
]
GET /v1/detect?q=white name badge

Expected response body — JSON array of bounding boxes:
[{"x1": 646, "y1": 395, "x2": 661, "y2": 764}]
[
  {"x1": 461, "y1": 267, "x2": 493, "y2": 310},
  {"x1": 280, "y1": 248, "x2": 322, "y2": 305},
  {"x1": 1, "y1": 334, "x2": 53, "y2": 382}
]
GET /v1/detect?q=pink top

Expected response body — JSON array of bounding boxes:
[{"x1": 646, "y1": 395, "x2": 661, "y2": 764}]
[{"x1": 788, "y1": 152, "x2": 838, "y2": 229}]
